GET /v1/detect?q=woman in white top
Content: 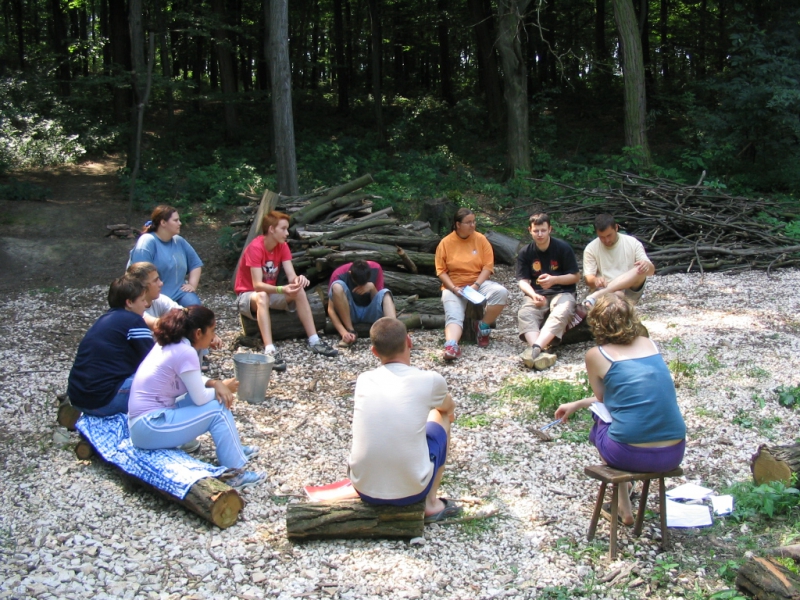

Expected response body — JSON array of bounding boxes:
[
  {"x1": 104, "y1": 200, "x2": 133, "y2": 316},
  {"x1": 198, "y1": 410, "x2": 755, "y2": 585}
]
[{"x1": 128, "y1": 306, "x2": 266, "y2": 490}]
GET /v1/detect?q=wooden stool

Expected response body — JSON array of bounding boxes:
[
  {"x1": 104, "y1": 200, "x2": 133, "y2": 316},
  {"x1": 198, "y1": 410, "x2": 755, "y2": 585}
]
[{"x1": 585, "y1": 464, "x2": 684, "y2": 559}]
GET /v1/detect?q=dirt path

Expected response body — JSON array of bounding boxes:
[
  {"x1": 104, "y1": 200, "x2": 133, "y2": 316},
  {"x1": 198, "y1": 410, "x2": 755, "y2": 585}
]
[{"x1": 0, "y1": 159, "x2": 228, "y2": 294}]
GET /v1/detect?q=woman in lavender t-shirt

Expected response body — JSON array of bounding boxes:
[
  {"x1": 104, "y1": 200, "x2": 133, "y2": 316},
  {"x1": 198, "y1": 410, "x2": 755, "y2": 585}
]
[{"x1": 128, "y1": 306, "x2": 266, "y2": 490}]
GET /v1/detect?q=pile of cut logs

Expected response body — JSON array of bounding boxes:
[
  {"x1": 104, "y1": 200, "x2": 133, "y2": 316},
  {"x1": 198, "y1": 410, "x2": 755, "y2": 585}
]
[{"x1": 230, "y1": 175, "x2": 521, "y2": 342}]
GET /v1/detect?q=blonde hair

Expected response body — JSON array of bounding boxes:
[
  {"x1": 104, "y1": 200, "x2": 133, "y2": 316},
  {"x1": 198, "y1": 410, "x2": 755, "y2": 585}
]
[{"x1": 587, "y1": 293, "x2": 641, "y2": 346}]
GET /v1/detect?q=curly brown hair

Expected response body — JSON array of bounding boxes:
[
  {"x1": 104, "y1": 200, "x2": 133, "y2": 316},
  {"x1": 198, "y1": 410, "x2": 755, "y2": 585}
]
[
  {"x1": 154, "y1": 305, "x2": 215, "y2": 346},
  {"x1": 587, "y1": 293, "x2": 641, "y2": 345}
]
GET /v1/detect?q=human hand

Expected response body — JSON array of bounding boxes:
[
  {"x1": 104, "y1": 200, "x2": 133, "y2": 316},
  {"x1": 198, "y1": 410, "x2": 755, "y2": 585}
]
[
  {"x1": 634, "y1": 260, "x2": 652, "y2": 275},
  {"x1": 555, "y1": 401, "x2": 579, "y2": 422},
  {"x1": 342, "y1": 330, "x2": 357, "y2": 344},
  {"x1": 452, "y1": 286, "x2": 464, "y2": 297},
  {"x1": 214, "y1": 379, "x2": 237, "y2": 408},
  {"x1": 283, "y1": 281, "x2": 302, "y2": 298},
  {"x1": 594, "y1": 276, "x2": 607, "y2": 289},
  {"x1": 532, "y1": 293, "x2": 547, "y2": 307},
  {"x1": 210, "y1": 335, "x2": 223, "y2": 350},
  {"x1": 181, "y1": 283, "x2": 196, "y2": 293},
  {"x1": 536, "y1": 274, "x2": 554, "y2": 289},
  {"x1": 294, "y1": 275, "x2": 310, "y2": 288}
]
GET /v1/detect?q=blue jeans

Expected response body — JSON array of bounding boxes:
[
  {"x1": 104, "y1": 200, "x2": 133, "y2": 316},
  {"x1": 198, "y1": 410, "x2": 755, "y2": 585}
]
[
  {"x1": 130, "y1": 396, "x2": 248, "y2": 469},
  {"x1": 173, "y1": 290, "x2": 202, "y2": 307},
  {"x1": 329, "y1": 283, "x2": 391, "y2": 324},
  {"x1": 82, "y1": 376, "x2": 133, "y2": 417}
]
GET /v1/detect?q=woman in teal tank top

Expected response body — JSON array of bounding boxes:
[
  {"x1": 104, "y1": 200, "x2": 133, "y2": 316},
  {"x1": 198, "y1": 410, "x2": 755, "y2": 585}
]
[{"x1": 555, "y1": 293, "x2": 686, "y2": 525}]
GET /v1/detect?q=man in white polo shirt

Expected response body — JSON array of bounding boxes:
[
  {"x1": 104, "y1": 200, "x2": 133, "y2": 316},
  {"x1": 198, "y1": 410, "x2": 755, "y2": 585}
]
[{"x1": 583, "y1": 214, "x2": 655, "y2": 308}]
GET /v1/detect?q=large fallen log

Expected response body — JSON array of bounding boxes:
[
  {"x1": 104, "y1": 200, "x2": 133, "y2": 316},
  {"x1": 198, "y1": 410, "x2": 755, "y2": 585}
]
[
  {"x1": 766, "y1": 546, "x2": 800, "y2": 562},
  {"x1": 324, "y1": 313, "x2": 445, "y2": 338},
  {"x1": 316, "y1": 249, "x2": 436, "y2": 274},
  {"x1": 73, "y1": 434, "x2": 243, "y2": 529},
  {"x1": 286, "y1": 499, "x2": 425, "y2": 540},
  {"x1": 751, "y1": 444, "x2": 800, "y2": 485},
  {"x1": 290, "y1": 174, "x2": 375, "y2": 226},
  {"x1": 736, "y1": 556, "x2": 800, "y2": 600},
  {"x1": 382, "y1": 271, "x2": 442, "y2": 297},
  {"x1": 485, "y1": 230, "x2": 524, "y2": 266},
  {"x1": 239, "y1": 290, "x2": 326, "y2": 340}
]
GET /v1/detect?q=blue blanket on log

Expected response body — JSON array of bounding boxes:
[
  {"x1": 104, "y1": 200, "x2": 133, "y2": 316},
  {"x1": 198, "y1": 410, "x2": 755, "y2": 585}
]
[{"x1": 76, "y1": 413, "x2": 227, "y2": 499}]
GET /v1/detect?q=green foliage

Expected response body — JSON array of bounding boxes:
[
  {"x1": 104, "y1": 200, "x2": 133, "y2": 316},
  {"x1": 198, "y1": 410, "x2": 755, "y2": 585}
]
[
  {"x1": 0, "y1": 179, "x2": 49, "y2": 201},
  {"x1": 497, "y1": 374, "x2": 592, "y2": 416},
  {"x1": 716, "y1": 559, "x2": 743, "y2": 583},
  {"x1": 726, "y1": 478, "x2": 800, "y2": 520},
  {"x1": 776, "y1": 384, "x2": 800, "y2": 409},
  {"x1": 709, "y1": 590, "x2": 748, "y2": 600},
  {"x1": 456, "y1": 413, "x2": 492, "y2": 429}
]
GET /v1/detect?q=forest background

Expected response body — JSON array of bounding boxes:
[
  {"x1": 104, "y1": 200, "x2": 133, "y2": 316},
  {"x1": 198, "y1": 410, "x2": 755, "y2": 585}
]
[{"x1": 0, "y1": 0, "x2": 799, "y2": 250}]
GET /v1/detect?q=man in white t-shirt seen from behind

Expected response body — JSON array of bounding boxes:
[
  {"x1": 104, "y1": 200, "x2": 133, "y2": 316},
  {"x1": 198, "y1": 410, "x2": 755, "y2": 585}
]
[
  {"x1": 348, "y1": 317, "x2": 461, "y2": 523},
  {"x1": 582, "y1": 214, "x2": 655, "y2": 309}
]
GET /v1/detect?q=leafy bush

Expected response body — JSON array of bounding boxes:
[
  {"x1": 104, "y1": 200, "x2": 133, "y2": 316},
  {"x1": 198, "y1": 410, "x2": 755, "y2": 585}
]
[
  {"x1": 498, "y1": 374, "x2": 592, "y2": 416},
  {"x1": 0, "y1": 179, "x2": 50, "y2": 201},
  {"x1": 726, "y1": 478, "x2": 800, "y2": 519},
  {"x1": 776, "y1": 384, "x2": 800, "y2": 409}
]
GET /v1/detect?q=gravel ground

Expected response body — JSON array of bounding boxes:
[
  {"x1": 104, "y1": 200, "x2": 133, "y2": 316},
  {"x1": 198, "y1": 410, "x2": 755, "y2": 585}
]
[{"x1": 2, "y1": 266, "x2": 800, "y2": 600}]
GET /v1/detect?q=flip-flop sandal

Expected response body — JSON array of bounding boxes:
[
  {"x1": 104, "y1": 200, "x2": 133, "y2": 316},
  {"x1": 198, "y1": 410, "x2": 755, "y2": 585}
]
[{"x1": 424, "y1": 498, "x2": 462, "y2": 523}]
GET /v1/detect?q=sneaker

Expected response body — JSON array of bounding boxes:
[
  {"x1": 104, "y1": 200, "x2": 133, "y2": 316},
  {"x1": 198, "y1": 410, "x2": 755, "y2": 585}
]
[
  {"x1": 264, "y1": 350, "x2": 287, "y2": 372},
  {"x1": 533, "y1": 352, "x2": 558, "y2": 371},
  {"x1": 241, "y1": 445, "x2": 260, "y2": 459},
  {"x1": 226, "y1": 470, "x2": 267, "y2": 491},
  {"x1": 310, "y1": 339, "x2": 339, "y2": 357},
  {"x1": 178, "y1": 439, "x2": 201, "y2": 453},
  {"x1": 443, "y1": 342, "x2": 461, "y2": 361},
  {"x1": 521, "y1": 345, "x2": 541, "y2": 369},
  {"x1": 476, "y1": 322, "x2": 491, "y2": 348}
]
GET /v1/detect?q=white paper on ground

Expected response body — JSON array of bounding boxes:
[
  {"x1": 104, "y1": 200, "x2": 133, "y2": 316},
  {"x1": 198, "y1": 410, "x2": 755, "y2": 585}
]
[
  {"x1": 460, "y1": 286, "x2": 486, "y2": 305},
  {"x1": 666, "y1": 499, "x2": 713, "y2": 527},
  {"x1": 665, "y1": 483, "x2": 714, "y2": 501},
  {"x1": 589, "y1": 402, "x2": 613, "y2": 423},
  {"x1": 711, "y1": 494, "x2": 734, "y2": 516}
]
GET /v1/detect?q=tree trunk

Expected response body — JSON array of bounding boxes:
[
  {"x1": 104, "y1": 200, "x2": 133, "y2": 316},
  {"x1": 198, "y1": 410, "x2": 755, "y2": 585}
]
[
  {"x1": 484, "y1": 230, "x2": 523, "y2": 265},
  {"x1": 367, "y1": 0, "x2": 385, "y2": 144},
  {"x1": 468, "y1": 0, "x2": 503, "y2": 135},
  {"x1": 108, "y1": 0, "x2": 131, "y2": 123},
  {"x1": 660, "y1": 0, "x2": 669, "y2": 79},
  {"x1": 595, "y1": 0, "x2": 607, "y2": 65},
  {"x1": 156, "y1": 0, "x2": 174, "y2": 142},
  {"x1": 318, "y1": 249, "x2": 436, "y2": 273},
  {"x1": 267, "y1": 0, "x2": 299, "y2": 195},
  {"x1": 286, "y1": 500, "x2": 425, "y2": 540},
  {"x1": 333, "y1": 0, "x2": 349, "y2": 112},
  {"x1": 437, "y1": 0, "x2": 455, "y2": 106},
  {"x1": 611, "y1": 0, "x2": 651, "y2": 166},
  {"x1": 495, "y1": 0, "x2": 532, "y2": 178},
  {"x1": 13, "y1": 0, "x2": 25, "y2": 69},
  {"x1": 128, "y1": 0, "x2": 145, "y2": 171},
  {"x1": 381, "y1": 271, "x2": 442, "y2": 297},
  {"x1": 750, "y1": 444, "x2": 800, "y2": 485},
  {"x1": 213, "y1": 0, "x2": 239, "y2": 139},
  {"x1": 50, "y1": 0, "x2": 72, "y2": 95},
  {"x1": 239, "y1": 291, "x2": 326, "y2": 340},
  {"x1": 736, "y1": 557, "x2": 800, "y2": 600}
]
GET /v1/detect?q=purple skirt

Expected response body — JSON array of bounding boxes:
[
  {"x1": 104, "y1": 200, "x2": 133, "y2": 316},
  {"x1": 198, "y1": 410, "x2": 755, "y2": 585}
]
[{"x1": 589, "y1": 415, "x2": 685, "y2": 473}]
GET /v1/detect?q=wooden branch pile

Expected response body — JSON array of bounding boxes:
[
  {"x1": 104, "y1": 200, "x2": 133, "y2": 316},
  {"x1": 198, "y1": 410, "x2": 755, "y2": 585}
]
[
  {"x1": 521, "y1": 170, "x2": 800, "y2": 275},
  {"x1": 230, "y1": 174, "x2": 444, "y2": 297}
]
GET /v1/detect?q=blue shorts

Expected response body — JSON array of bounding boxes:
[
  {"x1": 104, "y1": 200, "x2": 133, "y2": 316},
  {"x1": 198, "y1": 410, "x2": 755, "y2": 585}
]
[
  {"x1": 590, "y1": 415, "x2": 684, "y2": 473},
  {"x1": 329, "y1": 283, "x2": 391, "y2": 325},
  {"x1": 357, "y1": 421, "x2": 448, "y2": 506}
]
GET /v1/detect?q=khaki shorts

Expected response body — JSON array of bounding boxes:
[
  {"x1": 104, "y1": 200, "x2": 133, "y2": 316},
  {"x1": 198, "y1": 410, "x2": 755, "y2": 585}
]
[
  {"x1": 624, "y1": 280, "x2": 646, "y2": 305},
  {"x1": 237, "y1": 291, "x2": 294, "y2": 320}
]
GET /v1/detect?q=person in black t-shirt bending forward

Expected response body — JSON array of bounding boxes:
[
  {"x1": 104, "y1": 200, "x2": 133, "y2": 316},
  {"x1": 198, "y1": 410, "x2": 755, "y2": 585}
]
[{"x1": 516, "y1": 213, "x2": 580, "y2": 371}]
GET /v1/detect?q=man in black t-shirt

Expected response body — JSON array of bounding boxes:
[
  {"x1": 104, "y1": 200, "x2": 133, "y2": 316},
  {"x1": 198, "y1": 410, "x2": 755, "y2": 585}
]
[{"x1": 516, "y1": 213, "x2": 580, "y2": 370}]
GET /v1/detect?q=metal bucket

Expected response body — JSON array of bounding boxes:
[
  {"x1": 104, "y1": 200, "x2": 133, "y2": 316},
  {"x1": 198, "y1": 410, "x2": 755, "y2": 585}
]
[{"x1": 233, "y1": 353, "x2": 274, "y2": 405}]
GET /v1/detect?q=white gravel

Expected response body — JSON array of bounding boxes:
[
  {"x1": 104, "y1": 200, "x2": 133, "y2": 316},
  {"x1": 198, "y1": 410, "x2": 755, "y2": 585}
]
[{"x1": 2, "y1": 266, "x2": 799, "y2": 599}]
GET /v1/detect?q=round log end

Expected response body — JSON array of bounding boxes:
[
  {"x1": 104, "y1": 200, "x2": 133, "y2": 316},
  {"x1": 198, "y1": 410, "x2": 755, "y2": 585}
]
[{"x1": 75, "y1": 440, "x2": 95, "y2": 460}]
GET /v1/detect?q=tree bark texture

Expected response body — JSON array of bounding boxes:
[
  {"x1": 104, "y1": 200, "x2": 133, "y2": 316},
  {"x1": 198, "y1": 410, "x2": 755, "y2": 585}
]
[
  {"x1": 367, "y1": 0, "x2": 384, "y2": 144},
  {"x1": 286, "y1": 500, "x2": 425, "y2": 540},
  {"x1": 611, "y1": 0, "x2": 652, "y2": 165},
  {"x1": 267, "y1": 0, "x2": 299, "y2": 195},
  {"x1": 333, "y1": 0, "x2": 349, "y2": 111},
  {"x1": 212, "y1": 0, "x2": 239, "y2": 139},
  {"x1": 736, "y1": 557, "x2": 800, "y2": 600},
  {"x1": 750, "y1": 444, "x2": 800, "y2": 485},
  {"x1": 437, "y1": 0, "x2": 455, "y2": 106},
  {"x1": 108, "y1": 0, "x2": 131, "y2": 123},
  {"x1": 239, "y1": 291, "x2": 326, "y2": 340},
  {"x1": 495, "y1": 0, "x2": 532, "y2": 177},
  {"x1": 468, "y1": 0, "x2": 504, "y2": 135},
  {"x1": 50, "y1": 0, "x2": 71, "y2": 95}
]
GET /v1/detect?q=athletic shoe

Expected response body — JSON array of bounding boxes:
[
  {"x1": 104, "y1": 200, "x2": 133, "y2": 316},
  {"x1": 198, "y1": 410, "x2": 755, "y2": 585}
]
[
  {"x1": 226, "y1": 470, "x2": 267, "y2": 491},
  {"x1": 264, "y1": 350, "x2": 287, "y2": 372},
  {"x1": 242, "y1": 445, "x2": 260, "y2": 459},
  {"x1": 310, "y1": 339, "x2": 339, "y2": 357},
  {"x1": 520, "y1": 346, "x2": 541, "y2": 369},
  {"x1": 178, "y1": 439, "x2": 201, "y2": 453},
  {"x1": 476, "y1": 322, "x2": 491, "y2": 348},
  {"x1": 443, "y1": 342, "x2": 461, "y2": 361}
]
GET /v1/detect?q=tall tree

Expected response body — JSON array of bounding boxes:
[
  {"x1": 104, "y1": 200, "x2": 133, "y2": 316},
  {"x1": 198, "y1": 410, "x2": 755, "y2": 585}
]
[
  {"x1": 611, "y1": 0, "x2": 651, "y2": 165},
  {"x1": 108, "y1": 0, "x2": 131, "y2": 122},
  {"x1": 437, "y1": 0, "x2": 455, "y2": 106},
  {"x1": 212, "y1": 0, "x2": 239, "y2": 138},
  {"x1": 468, "y1": 0, "x2": 503, "y2": 134},
  {"x1": 367, "y1": 0, "x2": 384, "y2": 143},
  {"x1": 50, "y1": 0, "x2": 71, "y2": 95},
  {"x1": 267, "y1": 0, "x2": 299, "y2": 195},
  {"x1": 496, "y1": 0, "x2": 532, "y2": 177}
]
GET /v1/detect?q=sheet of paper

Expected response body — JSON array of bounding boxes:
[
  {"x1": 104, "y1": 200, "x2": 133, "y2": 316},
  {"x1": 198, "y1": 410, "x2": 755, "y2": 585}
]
[
  {"x1": 589, "y1": 402, "x2": 613, "y2": 423},
  {"x1": 460, "y1": 286, "x2": 486, "y2": 305},
  {"x1": 711, "y1": 494, "x2": 734, "y2": 516},
  {"x1": 666, "y1": 499, "x2": 713, "y2": 527},
  {"x1": 665, "y1": 483, "x2": 714, "y2": 501}
]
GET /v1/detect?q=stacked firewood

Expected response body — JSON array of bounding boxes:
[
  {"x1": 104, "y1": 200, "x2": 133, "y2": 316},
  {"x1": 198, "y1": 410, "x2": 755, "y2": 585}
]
[
  {"x1": 231, "y1": 174, "x2": 445, "y2": 298},
  {"x1": 516, "y1": 170, "x2": 800, "y2": 275}
]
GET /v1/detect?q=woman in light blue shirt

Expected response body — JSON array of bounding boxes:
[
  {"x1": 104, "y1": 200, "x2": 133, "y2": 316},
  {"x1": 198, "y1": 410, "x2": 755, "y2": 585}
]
[{"x1": 129, "y1": 205, "x2": 204, "y2": 306}]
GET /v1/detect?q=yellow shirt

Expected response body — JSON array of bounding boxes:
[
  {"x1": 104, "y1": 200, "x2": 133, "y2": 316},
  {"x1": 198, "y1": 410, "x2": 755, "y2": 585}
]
[{"x1": 434, "y1": 231, "x2": 495, "y2": 288}]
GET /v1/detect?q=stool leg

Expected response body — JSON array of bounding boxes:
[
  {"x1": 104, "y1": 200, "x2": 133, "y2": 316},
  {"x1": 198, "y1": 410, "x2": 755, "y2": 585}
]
[
  {"x1": 609, "y1": 483, "x2": 619, "y2": 560},
  {"x1": 588, "y1": 482, "x2": 607, "y2": 541},
  {"x1": 633, "y1": 479, "x2": 651, "y2": 536},
  {"x1": 659, "y1": 477, "x2": 670, "y2": 549}
]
